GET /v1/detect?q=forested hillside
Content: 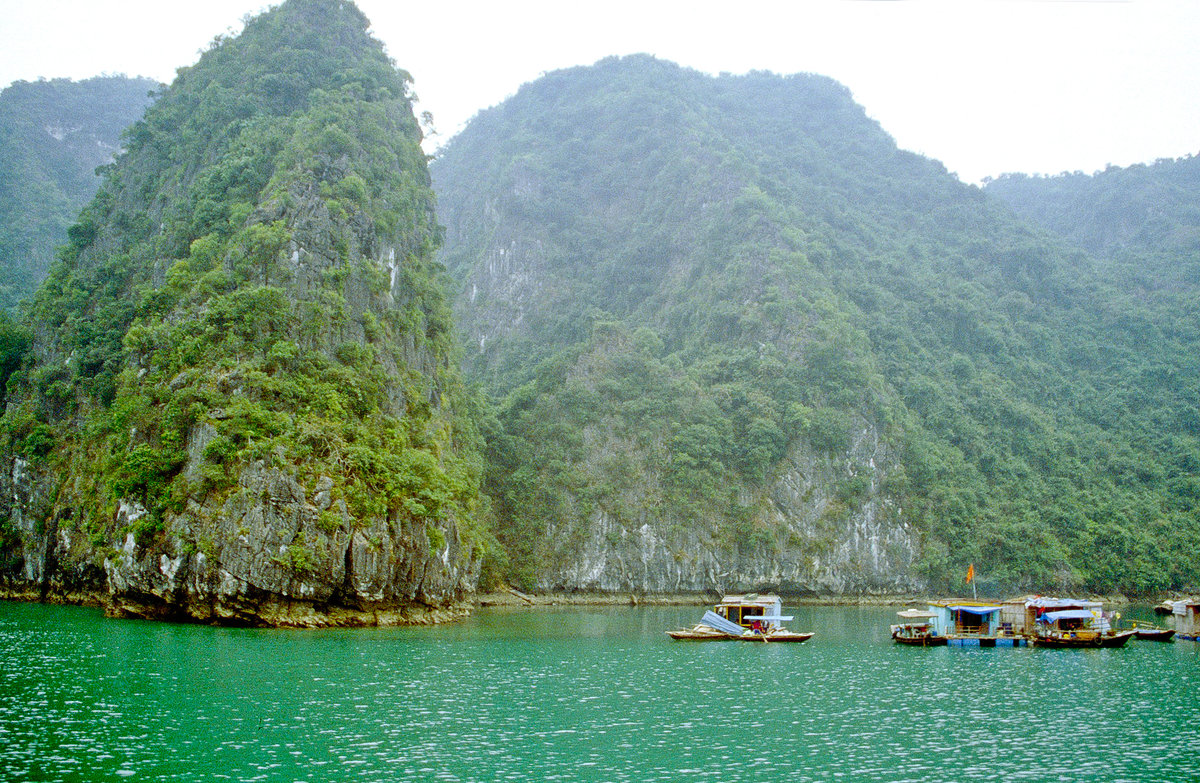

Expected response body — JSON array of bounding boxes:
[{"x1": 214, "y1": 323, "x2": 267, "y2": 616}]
[
  {"x1": 0, "y1": 76, "x2": 157, "y2": 311},
  {"x1": 435, "y1": 55, "x2": 1200, "y2": 596},
  {"x1": 985, "y1": 157, "x2": 1200, "y2": 261},
  {"x1": 0, "y1": 0, "x2": 487, "y2": 625}
]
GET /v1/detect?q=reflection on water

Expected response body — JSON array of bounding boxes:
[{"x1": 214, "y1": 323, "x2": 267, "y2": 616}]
[{"x1": 1, "y1": 601, "x2": 1197, "y2": 782}]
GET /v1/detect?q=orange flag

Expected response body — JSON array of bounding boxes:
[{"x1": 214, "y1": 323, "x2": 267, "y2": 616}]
[{"x1": 966, "y1": 563, "x2": 975, "y2": 584}]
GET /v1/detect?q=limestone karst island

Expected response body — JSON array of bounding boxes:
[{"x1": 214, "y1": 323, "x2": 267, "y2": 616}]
[{"x1": 2, "y1": 0, "x2": 1198, "y2": 628}]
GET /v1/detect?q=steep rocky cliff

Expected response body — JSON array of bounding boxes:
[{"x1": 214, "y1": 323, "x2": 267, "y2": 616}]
[
  {"x1": 0, "y1": 0, "x2": 486, "y2": 625},
  {"x1": 540, "y1": 419, "x2": 919, "y2": 595}
]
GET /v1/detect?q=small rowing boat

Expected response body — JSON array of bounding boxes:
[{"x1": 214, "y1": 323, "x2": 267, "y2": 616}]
[{"x1": 1132, "y1": 623, "x2": 1175, "y2": 642}]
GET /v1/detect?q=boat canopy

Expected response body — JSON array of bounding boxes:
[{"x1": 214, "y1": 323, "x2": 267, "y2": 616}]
[
  {"x1": 1039, "y1": 609, "x2": 1096, "y2": 623},
  {"x1": 897, "y1": 609, "x2": 937, "y2": 619},
  {"x1": 947, "y1": 605, "x2": 1001, "y2": 615}
]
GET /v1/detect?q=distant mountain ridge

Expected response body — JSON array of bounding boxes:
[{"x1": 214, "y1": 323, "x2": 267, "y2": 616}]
[
  {"x1": 985, "y1": 157, "x2": 1200, "y2": 258},
  {"x1": 435, "y1": 55, "x2": 1200, "y2": 596},
  {"x1": 0, "y1": 75, "x2": 158, "y2": 310}
]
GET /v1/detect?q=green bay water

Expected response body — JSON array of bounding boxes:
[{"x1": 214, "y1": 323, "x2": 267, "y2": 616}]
[{"x1": 2, "y1": 602, "x2": 1198, "y2": 782}]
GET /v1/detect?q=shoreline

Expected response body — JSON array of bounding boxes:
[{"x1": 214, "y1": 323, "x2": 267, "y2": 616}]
[
  {"x1": 472, "y1": 590, "x2": 994, "y2": 609},
  {"x1": 469, "y1": 589, "x2": 1149, "y2": 610},
  {"x1": 2, "y1": 587, "x2": 1154, "y2": 627}
]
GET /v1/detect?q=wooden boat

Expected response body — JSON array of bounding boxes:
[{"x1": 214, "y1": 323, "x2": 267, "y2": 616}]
[
  {"x1": 666, "y1": 594, "x2": 813, "y2": 643},
  {"x1": 890, "y1": 609, "x2": 947, "y2": 646},
  {"x1": 1132, "y1": 625, "x2": 1176, "y2": 642},
  {"x1": 893, "y1": 631, "x2": 948, "y2": 646},
  {"x1": 1154, "y1": 600, "x2": 1175, "y2": 616},
  {"x1": 1032, "y1": 606, "x2": 1134, "y2": 648},
  {"x1": 665, "y1": 625, "x2": 815, "y2": 643},
  {"x1": 1033, "y1": 629, "x2": 1136, "y2": 648}
]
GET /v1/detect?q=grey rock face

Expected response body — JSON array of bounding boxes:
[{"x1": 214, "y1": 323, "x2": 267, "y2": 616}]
[
  {"x1": 539, "y1": 420, "x2": 922, "y2": 596},
  {"x1": 457, "y1": 237, "x2": 548, "y2": 354},
  {"x1": 3, "y1": 438, "x2": 478, "y2": 626}
]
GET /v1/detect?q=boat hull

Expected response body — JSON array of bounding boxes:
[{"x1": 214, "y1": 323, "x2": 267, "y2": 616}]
[
  {"x1": 748, "y1": 632, "x2": 813, "y2": 643},
  {"x1": 666, "y1": 627, "x2": 738, "y2": 641},
  {"x1": 665, "y1": 627, "x2": 813, "y2": 643},
  {"x1": 892, "y1": 634, "x2": 948, "y2": 647},
  {"x1": 1033, "y1": 630, "x2": 1135, "y2": 649},
  {"x1": 1134, "y1": 628, "x2": 1175, "y2": 642}
]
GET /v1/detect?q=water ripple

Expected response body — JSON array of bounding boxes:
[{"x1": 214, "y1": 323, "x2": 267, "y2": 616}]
[{"x1": 2, "y1": 603, "x2": 1199, "y2": 781}]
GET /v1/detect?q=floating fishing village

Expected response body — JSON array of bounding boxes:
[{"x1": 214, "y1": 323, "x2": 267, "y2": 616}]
[{"x1": 666, "y1": 592, "x2": 1200, "y2": 647}]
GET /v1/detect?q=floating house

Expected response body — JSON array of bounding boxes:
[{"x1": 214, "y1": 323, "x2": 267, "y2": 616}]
[
  {"x1": 928, "y1": 600, "x2": 1028, "y2": 647},
  {"x1": 905, "y1": 595, "x2": 1139, "y2": 648},
  {"x1": 1166, "y1": 599, "x2": 1200, "y2": 641},
  {"x1": 999, "y1": 599, "x2": 1028, "y2": 635}
]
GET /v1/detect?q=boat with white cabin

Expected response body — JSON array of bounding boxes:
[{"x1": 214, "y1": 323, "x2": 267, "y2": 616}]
[
  {"x1": 891, "y1": 609, "x2": 947, "y2": 646},
  {"x1": 666, "y1": 594, "x2": 814, "y2": 643}
]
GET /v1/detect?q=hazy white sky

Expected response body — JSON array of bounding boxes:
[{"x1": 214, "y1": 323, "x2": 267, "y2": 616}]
[{"x1": 1, "y1": 0, "x2": 1198, "y2": 183}]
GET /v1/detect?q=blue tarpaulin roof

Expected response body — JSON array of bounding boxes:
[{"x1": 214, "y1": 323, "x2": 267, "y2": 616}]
[
  {"x1": 1039, "y1": 609, "x2": 1096, "y2": 623},
  {"x1": 947, "y1": 605, "x2": 1001, "y2": 615}
]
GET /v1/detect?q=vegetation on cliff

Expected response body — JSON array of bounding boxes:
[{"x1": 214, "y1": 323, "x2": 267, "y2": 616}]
[
  {"x1": 0, "y1": 75, "x2": 158, "y2": 311},
  {"x1": 435, "y1": 55, "x2": 1200, "y2": 595},
  {"x1": 1, "y1": 0, "x2": 487, "y2": 619}
]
